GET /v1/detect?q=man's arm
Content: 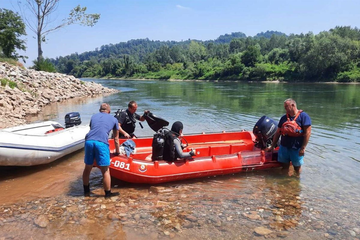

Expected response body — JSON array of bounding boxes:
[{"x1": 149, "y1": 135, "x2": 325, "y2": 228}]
[
  {"x1": 299, "y1": 125, "x2": 311, "y2": 156},
  {"x1": 266, "y1": 128, "x2": 281, "y2": 151},
  {"x1": 139, "y1": 110, "x2": 149, "y2": 121},
  {"x1": 113, "y1": 128, "x2": 120, "y2": 155},
  {"x1": 174, "y1": 138, "x2": 192, "y2": 158},
  {"x1": 118, "y1": 123, "x2": 131, "y2": 139}
]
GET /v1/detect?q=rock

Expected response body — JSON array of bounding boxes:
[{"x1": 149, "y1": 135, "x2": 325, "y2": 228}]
[
  {"x1": 149, "y1": 186, "x2": 173, "y2": 194},
  {"x1": 243, "y1": 211, "x2": 261, "y2": 220},
  {"x1": 185, "y1": 215, "x2": 197, "y2": 222},
  {"x1": 107, "y1": 213, "x2": 119, "y2": 220},
  {"x1": 277, "y1": 232, "x2": 289, "y2": 238},
  {"x1": 254, "y1": 226, "x2": 273, "y2": 236},
  {"x1": 34, "y1": 215, "x2": 49, "y2": 228},
  {"x1": 349, "y1": 230, "x2": 356, "y2": 237},
  {"x1": 0, "y1": 62, "x2": 119, "y2": 129},
  {"x1": 156, "y1": 201, "x2": 170, "y2": 207}
]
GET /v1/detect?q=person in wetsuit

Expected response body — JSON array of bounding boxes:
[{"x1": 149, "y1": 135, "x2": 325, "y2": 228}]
[
  {"x1": 163, "y1": 121, "x2": 195, "y2": 161},
  {"x1": 117, "y1": 101, "x2": 147, "y2": 138}
]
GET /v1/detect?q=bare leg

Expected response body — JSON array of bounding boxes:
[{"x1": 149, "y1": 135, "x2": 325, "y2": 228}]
[
  {"x1": 100, "y1": 166, "x2": 111, "y2": 191},
  {"x1": 82, "y1": 164, "x2": 93, "y2": 186},
  {"x1": 294, "y1": 166, "x2": 302, "y2": 175},
  {"x1": 281, "y1": 163, "x2": 290, "y2": 174}
]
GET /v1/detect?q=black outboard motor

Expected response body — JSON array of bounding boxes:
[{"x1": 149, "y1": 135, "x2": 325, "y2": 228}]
[
  {"x1": 65, "y1": 112, "x2": 82, "y2": 128},
  {"x1": 253, "y1": 116, "x2": 278, "y2": 149}
]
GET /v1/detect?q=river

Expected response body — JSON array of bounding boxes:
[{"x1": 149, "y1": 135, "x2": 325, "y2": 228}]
[{"x1": 0, "y1": 80, "x2": 359, "y2": 239}]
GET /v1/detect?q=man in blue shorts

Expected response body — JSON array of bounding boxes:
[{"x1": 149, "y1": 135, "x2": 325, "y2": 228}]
[
  {"x1": 267, "y1": 98, "x2": 312, "y2": 175},
  {"x1": 82, "y1": 103, "x2": 120, "y2": 198}
]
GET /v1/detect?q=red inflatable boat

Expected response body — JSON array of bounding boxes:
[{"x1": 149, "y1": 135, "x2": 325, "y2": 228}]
[{"x1": 107, "y1": 130, "x2": 281, "y2": 184}]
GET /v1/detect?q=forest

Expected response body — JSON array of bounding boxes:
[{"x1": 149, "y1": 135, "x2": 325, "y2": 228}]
[{"x1": 50, "y1": 27, "x2": 360, "y2": 82}]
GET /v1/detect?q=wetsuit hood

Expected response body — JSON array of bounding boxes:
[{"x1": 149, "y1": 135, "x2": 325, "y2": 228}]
[{"x1": 171, "y1": 121, "x2": 183, "y2": 135}]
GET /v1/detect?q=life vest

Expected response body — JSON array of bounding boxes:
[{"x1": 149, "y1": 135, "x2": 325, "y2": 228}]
[
  {"x1": 114, "y1": 109, "x2": 137, "y2": 135},
  {"x1": 280, "y1": 110, "x2": 304, "y2": 137}
]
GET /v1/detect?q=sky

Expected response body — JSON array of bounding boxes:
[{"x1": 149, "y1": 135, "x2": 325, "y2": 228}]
[{"x1": 2, "y1": 0, "x2": 360, "y2": 66}]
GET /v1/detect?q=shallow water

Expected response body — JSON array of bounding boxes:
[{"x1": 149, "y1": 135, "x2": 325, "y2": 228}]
[{"x1": 1, "y1": 80, "x2": 359, "y2": 239}]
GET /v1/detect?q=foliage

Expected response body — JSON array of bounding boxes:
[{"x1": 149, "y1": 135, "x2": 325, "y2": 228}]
[
  {"x1": 49, "y1": 26, "x2": 360, "y2": 82},
  {"x1": 254, "y1": 31, "x2": 287, "y2": 39},
  {"x1": 32, "y1": 58, "x2": 56, "y2": 72},
  {"x1": 0, "y1": 8, "x2": 26, "y2": 61},
  {"x1": 213, "y1": 32, "x2": 247, "y2": 44},
  {"x1": 336, "y1": 66, "x2": 360, "y2": 82}
]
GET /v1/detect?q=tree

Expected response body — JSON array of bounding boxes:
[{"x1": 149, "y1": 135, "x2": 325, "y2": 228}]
[
  {"x1": 18, "y1": 0, "x2": 100, "y2": 62},
  {"x1": 0, "y1": 8, "x2": 26, "y2": 60},
  {"x1": 241, "y1": 45, "x2": 261, "y2": 67}
]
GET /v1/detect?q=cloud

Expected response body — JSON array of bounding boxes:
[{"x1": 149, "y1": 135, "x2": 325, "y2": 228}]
[{"x1": 176, "y1": 5, "x2": 191, "y2": 10}]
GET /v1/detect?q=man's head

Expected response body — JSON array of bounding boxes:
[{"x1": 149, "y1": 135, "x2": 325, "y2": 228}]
[
  {"x1": 128, "y1": 101, "x2": 138, "y2": 114},
  {"x1": 99, "y1": 103, "x2": 111, "y2": 113},
  {"x1": 283, "y1": 98, "x2": 297, "y2": 115}
]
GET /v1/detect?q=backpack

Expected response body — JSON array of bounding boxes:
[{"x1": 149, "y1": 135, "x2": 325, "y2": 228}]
[
  {"x1": 151, "y1": 128, "x2": 177, "y2": 161},
  {"x1": 280, "y1": 110, "x2": 304, "y2": 137}
]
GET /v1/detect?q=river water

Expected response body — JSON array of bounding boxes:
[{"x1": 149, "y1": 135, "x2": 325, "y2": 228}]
[{"x1": 0, "y1": 80, "x2": 359, "y2": 239}]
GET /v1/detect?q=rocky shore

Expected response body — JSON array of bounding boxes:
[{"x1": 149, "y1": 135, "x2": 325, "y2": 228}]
[{"x1": 0, "y1": 62, "x2": 118, "y2": 128}]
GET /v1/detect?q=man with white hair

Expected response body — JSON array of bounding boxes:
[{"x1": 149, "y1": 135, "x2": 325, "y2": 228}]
[{"x1": 267, "y1": 98, "x2": 312, "y2": 175}]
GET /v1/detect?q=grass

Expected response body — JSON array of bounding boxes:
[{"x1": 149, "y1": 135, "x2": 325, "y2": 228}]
[{"x1": 0, "y1": 78, "x2": 18, "y2": 89}]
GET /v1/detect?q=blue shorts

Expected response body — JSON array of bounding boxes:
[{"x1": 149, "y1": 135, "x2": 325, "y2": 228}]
[
  {"x1": 278, "y1": 145, "x2": 304, "y2": 167},
  {"x1": 84, "y1": 140, "x2": 110, "y2": 166}
]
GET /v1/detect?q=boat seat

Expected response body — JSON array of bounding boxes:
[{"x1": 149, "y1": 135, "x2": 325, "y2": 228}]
[{"x1": 192, "y1": 143, "x2": 252, "y2": 157}]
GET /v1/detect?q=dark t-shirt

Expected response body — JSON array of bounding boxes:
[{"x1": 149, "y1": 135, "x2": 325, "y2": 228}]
[
  {"x1": 118, "y1": 109, "x2": 141, "y2": 136},
  {"x1": 278, "y1": 111, "x2": 311, "y2": 149}
]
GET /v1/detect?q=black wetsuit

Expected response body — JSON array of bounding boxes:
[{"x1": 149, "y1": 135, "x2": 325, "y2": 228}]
[{"x1": 117, "y1": 109, "x2": 141, "y2": 138}]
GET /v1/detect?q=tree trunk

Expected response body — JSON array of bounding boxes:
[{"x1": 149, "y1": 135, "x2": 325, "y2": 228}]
[{"x1": 37, "y1": 2, "x2": 43, "y2": 62}]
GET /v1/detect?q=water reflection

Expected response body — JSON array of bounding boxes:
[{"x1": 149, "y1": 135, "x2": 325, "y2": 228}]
[{"x1": 1, "y1": 80, "x2": 360, "y2": 239}]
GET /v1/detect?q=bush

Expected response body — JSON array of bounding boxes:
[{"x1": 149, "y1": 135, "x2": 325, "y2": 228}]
[
  {"x1": 336, "y1": 68, "x2": 360, "y2": 82},
  {"x1": 0, "y1": 78, "x2": 7, "y2": 87},
  {"x1": 32, "y1": 58, "x2": 56, "y2": 72}
]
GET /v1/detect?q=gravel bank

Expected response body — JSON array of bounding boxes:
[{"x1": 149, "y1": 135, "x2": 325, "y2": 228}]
[{"x1": 0, "y1": 62, "x2": 118, "y2": 128}]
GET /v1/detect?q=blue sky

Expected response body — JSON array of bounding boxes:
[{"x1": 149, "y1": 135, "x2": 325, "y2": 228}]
[{"x1": 2, "y1": 0, "x2": 360, "y2": 66}]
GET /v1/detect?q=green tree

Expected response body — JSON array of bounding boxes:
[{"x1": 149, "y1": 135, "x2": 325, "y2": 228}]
[
  {"x1": 229, "y1": 39, "x2": 244, "y2": 54},
  {"x1": 18, "y1": 0, "x2": 100, "y2": 62},
  {"x1": 241, "y1": 45, "x2": 261, "y2": 67},
  {"x1": 188, "y1": 41, "x2": 207, "y2": 62},
  {"x1": 0, "y1": 8, "x2": 26, "y2": 60}
]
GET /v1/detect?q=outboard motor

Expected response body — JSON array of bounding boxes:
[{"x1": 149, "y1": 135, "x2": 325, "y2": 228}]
[
  {"x1": 253, "y1": 116, "x2": 278, "y2": 149},
  {"x1": 65, "y1": 112, "x2": 82, "y2": 128}
]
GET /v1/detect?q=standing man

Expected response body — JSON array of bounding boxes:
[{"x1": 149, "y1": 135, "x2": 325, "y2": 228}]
[
  {"x1": 116, "y1": 101, "x2": 147, "y2": 138},
  {"x1": 267, "y1": 98, "x2": 312, "y2": 175},
  {"x1": 83, "y1": 103, "x2": 120, "y2": 198}
]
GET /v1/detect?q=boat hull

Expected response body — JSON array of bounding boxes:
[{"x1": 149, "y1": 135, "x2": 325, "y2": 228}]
[
  {"x1": 0, "y1": 121, "x2": 89, "y2": 166},
  {"x1": 108, "y1": 131, "x2": 281, "y2": 184}
]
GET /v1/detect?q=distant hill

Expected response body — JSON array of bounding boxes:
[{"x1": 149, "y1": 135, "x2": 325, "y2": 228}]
[
  {"x1": 213, "y1": 32, "x2": 247, "y2": 44},
  {"x1": 53, "y1": 30, "x2": 285, "y2": 62},
  {"x1": 254, "y1": 31, "x2": 287, "y2": 38}
]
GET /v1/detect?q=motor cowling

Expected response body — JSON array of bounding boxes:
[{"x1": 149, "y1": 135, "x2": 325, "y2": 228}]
[
  {"x1": 65, "y1": 112, "x2": 82, "y2": 128},
  {"x1": 253, "y1": 116, "x2": 278, "y2": 149}
]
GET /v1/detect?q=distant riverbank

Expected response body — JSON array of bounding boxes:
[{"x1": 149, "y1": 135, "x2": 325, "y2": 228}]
[{"x1": 0, "y1": 62, "x2": 119, "y2": 128}]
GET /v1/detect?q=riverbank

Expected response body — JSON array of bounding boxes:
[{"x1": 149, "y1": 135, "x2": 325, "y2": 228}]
[{"x1": 0, "y1": 62, "x2": 119, "y2": 128}]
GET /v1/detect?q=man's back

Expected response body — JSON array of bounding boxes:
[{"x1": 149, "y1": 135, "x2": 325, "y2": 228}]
[{"x1": 86, "y1": 112, "x2": 118, "y2": 144}]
